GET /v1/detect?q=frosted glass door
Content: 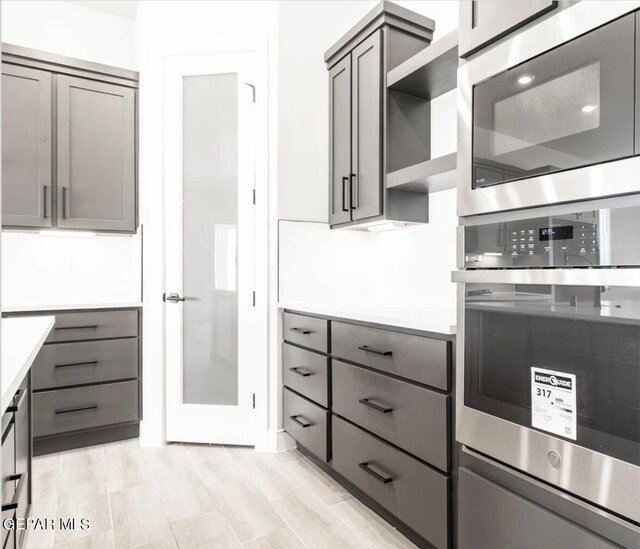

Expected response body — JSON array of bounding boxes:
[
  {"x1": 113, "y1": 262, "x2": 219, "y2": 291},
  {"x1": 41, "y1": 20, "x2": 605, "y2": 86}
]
[
  {"x1": 182, "y1": 73, "x2": 239, "y2": 405},
  {"x1": 164, "y1": 52, "x2": 256, "y2": 444}
]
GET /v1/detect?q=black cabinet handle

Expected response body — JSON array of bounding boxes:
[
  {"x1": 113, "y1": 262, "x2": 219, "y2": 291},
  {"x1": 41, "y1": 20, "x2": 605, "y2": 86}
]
[
  {"x1": 290, "y1": 327, "x2": 311, "y2": 335},
  {"x1": 358, "y1": 345, "x2": 392, "y2": 357},
  {"x1": 342, "y1": 176, "x2": 349, "y2": 212},
  {"x1": 43, "y1": 185, "x2": 48, "y2": 218},
  {"x1": 289, "y1": 367, "x2": 312, "y2": 377},
  {"x1": 1, "y1": 417, "x2": 14, "y2": 444},
  {"x1": 55, "y1": 325, "x2": 98, "y2": 331},
  {"x1": 55, "y1": 361, "x2": 98, "y2": 369},
  {"x1": 1, "y1": 472, "x2": 27, "y2": 512},
  {"x1": 290, "y1": 415, "x2": 312, "y2": 428},
  {"x1": 359, "y1": 398, "x2": 393, "y2": 414},
  {"x1": 359, "y1": 462, "x2": 393, "y2": 484},
  {"x1": 6, "y1": 388, "x2": 28, "y2": 414},
  {"x1": 62, "y1": 186, "x2": 68, "y2": 219},
  {"x1": 55, "y1": 405, "x2": 98, "y2": 415},
  {"x1": 350, "y1": 173, "x2": 357, "y2": 210}
]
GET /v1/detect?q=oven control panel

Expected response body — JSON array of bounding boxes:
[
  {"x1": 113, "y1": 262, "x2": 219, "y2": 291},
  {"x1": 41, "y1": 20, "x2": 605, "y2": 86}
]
[{"x1": 463, "y1": 203, "x2": 640, "y2": 268}]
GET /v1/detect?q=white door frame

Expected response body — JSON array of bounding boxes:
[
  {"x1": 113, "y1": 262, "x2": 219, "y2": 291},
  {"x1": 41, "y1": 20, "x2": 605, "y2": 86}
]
[{"x1": 139, "y1": 35, "x2": 269, "y2": 448}]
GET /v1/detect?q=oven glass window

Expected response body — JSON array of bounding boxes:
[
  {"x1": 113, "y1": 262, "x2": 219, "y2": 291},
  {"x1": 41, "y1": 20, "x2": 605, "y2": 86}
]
[
  {"x1": 464, "y1": 284, "x2": 640, "y2": 466},
  {"x1": 472, "y1": 14, "x2": 635, "y2": 188}
]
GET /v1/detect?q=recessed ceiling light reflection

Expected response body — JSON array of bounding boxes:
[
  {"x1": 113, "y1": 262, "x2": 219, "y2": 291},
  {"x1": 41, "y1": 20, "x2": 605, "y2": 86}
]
[
  {"x1": 581, "y1": 104, "x2": 598, "y2": 113},
  {"x1": 517, "y1": 75, "x2": 535, "y2": 85}
]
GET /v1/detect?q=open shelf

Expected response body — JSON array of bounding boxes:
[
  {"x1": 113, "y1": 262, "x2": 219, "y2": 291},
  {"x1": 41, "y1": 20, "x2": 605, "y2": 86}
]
[
  {"x1": 386, "y1": 152, "x2": 456, "y2": 193},
  {"x1": 387, "y1": 30, "x2": 458, "y2": 100}
]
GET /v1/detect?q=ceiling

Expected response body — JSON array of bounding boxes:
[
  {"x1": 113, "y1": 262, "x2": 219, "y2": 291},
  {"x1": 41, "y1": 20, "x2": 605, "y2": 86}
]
[{"x1": 70, "y1": 0, "x2": 139, "y2": 20}]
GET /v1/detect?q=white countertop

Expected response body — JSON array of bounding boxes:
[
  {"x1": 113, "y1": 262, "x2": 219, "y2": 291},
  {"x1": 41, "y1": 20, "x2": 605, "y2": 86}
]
[
  {"x1": 2, "y1": 316, "x2": 55, "y2": 412},
  {"x1": 3, "y1": 302, "x2": 142, "y2": 313},
  {"x1": 279, "y1": 300, "x2": 457, "y2": 335}
]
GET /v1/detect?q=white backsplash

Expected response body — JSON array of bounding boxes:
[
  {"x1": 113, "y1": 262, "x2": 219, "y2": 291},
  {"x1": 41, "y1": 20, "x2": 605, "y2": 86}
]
[{"x1": 2, "y1": 231, "x2": 142, "y2": 308}]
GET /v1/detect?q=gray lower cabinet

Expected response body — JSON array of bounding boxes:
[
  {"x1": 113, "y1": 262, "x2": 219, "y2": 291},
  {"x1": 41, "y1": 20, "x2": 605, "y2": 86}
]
[
  {"x1": 1, "y1": 64, "x2": 52, "y2": 229},
  {"x1": 1, "y1": 45, "x2": 138, "y2": 233},
  {"x1": 458, "y1": 468, "x2": 617, "y2": 549},
  {"x1": 282, "y1": 309, "x2": 455, "y2": 548},
  {"x1": 56, "y1": 76, "x2": 136, "y2": 232},
  {"x1": 5, "y1": 307, "x2": 142, "y2": 455},
  {"x1": 333, "y1": 416, "x2": 449, "y2": 549},
  {"x1": 2, "y1": 374, "x2": 33, "y2": 549}
]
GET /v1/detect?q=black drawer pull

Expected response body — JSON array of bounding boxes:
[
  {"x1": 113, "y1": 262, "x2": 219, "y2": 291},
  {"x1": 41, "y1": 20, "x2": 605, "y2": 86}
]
[
  {"x1": 289, "y1": 367, "x2": 312, "y2": 377},
  {"x1": 1, "y1": 472, "x2": 27, "y2": 511},
  {"x1": 6, "y1": 388, "x2": 28, "y2": 414},
  {"x1": 55, "y1": 325, "x2": 98, "y2": 331},
  {"x1": 359, "y1": 462, "x2": 393, "y2": 484},
  {"x1": 55, "y1": 405, "x2": 98, "y2": 415},
  {"x1": 1, "y1": 417, "x2": 15, "y2": 444},
  {"x1": 290, "y1": 415, "x2": 312, "y2": 428},
  {"x1": 290, "y1": 327, "x2": 312, "y2": 335},
  {"x1": 358, "y1": 345, "x2": 392, "y2": 357},
  {"x1": 55, "y1": 361, "x2": 98, "y2": 369},
  {"x1": 359, "y1": 398, "x2": 393, "y2": 413}
]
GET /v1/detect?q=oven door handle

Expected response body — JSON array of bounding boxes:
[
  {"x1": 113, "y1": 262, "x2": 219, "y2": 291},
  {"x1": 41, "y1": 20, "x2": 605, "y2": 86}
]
[{"x1": 452, "y1": 268, "x2": 640, "y2": 287}]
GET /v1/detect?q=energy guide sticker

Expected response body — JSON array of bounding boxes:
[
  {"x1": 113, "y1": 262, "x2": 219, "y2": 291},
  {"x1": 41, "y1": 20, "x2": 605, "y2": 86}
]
[{"x1": 531, "y1": 367, "x2": 577, "y2": 440}]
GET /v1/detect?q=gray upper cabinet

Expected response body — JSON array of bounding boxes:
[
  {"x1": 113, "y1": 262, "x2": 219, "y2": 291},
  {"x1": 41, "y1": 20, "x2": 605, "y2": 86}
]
[
  {"x1": 351, "y1": 31, "x2": 383, "y2": 222},
  {"x1": 325, "y1": 3, "x2": 434, "y2": 228},
  {"x1": 1, "y1": 65, "x2": 53, "y2": 228},
  {"x1": 56, "y1": 76, "x2": 136, "y2": 231},
  {"x1": 329, "y1": 55, "x2": 352, "y2": 226},
  {"x1": 459, "y1": 1, "x2": 557, "y2": 58},
  {"x1": 1, "y1": 44, "x2": 138, "y2": 233}
]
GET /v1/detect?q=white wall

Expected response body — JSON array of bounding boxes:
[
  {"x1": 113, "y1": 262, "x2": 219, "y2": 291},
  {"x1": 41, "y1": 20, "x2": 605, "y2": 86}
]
[
  {"x1": 1, "y1": 0, "x2": 138, "y2": 69},
  {"x1": 1, "y1": 0, "x2": 142, "y2": 309}
]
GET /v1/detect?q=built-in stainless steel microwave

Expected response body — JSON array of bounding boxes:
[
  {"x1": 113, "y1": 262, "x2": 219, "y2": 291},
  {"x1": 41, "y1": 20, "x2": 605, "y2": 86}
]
[{"x1": 458, "y1": 2, "x2": 640, "y2": 217}]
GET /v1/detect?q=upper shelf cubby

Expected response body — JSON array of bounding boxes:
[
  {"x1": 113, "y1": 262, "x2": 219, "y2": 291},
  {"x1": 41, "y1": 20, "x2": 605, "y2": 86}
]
[{"x1": 387, "y1": 30, "x2": 458, "y2": 100}]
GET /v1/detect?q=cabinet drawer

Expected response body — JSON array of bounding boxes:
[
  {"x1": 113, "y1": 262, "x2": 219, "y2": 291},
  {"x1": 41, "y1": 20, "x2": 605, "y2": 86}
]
[
  {"x1": 282, "y1": 343, "x2": 329, "y2": 408},
  {"x1": 33, "y1": 338, "x2": 139, "y2": 390},
  {"x1": 46, "y1": 310, "x2": 138, "y2": 343},
  {"x1": 458, "y1": 468, "x2": 617, "y2": 549},
  {"x1": 331, "y1": 321, "x2": 450, "y2": 390},
  {"x1": 283, "y1": 388, "x2": 329, "y2": 462},
  {"x1": 332, "y1": 416, "x2": 449, "y2": 549},
  {"x1": 33, "y1": 381, "x2": 139, "y2": 438},
  {"x1": 333, "y1": 360, "x2": 449, "y2": 471},
  {"x1": 283, "y1": 312, "x2": 328, "y2": 353},
  {"x1": 2, "y1": 418, "x2": 16, "y2": 507}
]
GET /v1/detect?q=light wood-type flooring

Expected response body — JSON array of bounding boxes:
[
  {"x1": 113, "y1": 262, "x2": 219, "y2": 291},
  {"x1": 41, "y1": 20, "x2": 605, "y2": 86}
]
[{"x1": 27, "y1": 440, "x2": 416, "y2": 549}]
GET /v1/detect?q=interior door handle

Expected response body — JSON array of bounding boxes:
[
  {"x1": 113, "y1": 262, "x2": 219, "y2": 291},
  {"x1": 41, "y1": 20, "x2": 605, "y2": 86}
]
[{"x1": 163, "y1": 292, "x2": 186, "y2": 303}]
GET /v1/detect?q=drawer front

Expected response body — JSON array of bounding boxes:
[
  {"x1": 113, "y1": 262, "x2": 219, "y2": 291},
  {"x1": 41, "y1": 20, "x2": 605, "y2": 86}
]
[
  {"x1": 283, "y1": 312, "x2": 328, "y2": 353},
  {"x1": 2, "y1": 419, "x2": 16, "y2": 507},
  {"x1": 332, "y1": 416, "x2": 449, "y2": 549},
  {"x1": 33, "y1": 381, "x2": 139, "y2": 438},
  {"x1": 331, "y1": 321, "x2": 450, "y2": 390},
  {"x1": 458, "y1": 468, "x2": 617, "y2": 549},
  {"x1": 33, "y1": 338, "x2": 139, "y2": 390},
  {"x1": 283, "y1": 388, "x2": 329, "y2": 462},
  {"x1": 282, "y1": 343, "x2": 329, "y2": 407},
  {"x1": 333, "y1": 360, "x2": 449, "y2": 471},
  {"x1": 46, "y1": 310, "x2": 138, "y2": 343}
]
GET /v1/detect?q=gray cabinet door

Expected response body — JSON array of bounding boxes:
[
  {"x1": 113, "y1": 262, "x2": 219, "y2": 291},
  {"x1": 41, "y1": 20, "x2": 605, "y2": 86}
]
[
  {"x1": 329, "y1": 55, "x2": 352, "y2": 225},
  {"x1": 56, "y1": 75, "x2": 136, "y2": 232},
  {"x1": 1, "y1": 64, "x2": 52, "y2": 228},
  {"x1": 351, "y1": 30, "x2": 383, "y2": 222}
]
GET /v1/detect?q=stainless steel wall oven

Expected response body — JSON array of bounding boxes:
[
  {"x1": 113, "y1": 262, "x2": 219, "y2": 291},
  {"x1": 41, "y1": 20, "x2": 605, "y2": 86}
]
[
  {"x1": 458, "y1": 2, "x2": 640, "y2": 216},
  {"x1": 454, "y1": 197, "x2": 640, "y2": 526}
]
